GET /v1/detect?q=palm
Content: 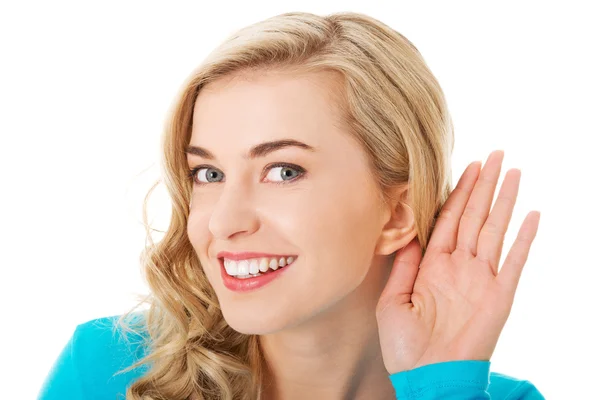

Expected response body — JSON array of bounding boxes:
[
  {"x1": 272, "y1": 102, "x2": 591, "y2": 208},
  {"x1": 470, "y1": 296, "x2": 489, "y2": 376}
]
[{"x1": 376, "y1": 151, "x2": 541, "y2": 374}]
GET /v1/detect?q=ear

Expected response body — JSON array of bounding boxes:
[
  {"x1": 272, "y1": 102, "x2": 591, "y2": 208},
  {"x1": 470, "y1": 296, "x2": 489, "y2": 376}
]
[{"x1": 375, "y1": 186, "x2": 417, "y2": 256}]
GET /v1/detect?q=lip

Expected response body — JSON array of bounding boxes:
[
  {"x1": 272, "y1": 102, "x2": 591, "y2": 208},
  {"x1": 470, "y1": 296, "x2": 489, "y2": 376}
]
[
  {"x1": 216, "y1": 251, "x2": 297, "y2": 261},
  {"x1": 219, "y1": 257, "x2": 295, "y2": 292}
]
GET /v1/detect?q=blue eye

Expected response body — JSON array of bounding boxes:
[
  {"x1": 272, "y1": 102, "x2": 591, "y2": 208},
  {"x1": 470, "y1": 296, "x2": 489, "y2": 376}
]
[
  {"x1": 187, "y1": 163, "x2": 306, "y2": 186},
  {"x1": 190, "y1": 167, "x2": 223, "y2": 184}
]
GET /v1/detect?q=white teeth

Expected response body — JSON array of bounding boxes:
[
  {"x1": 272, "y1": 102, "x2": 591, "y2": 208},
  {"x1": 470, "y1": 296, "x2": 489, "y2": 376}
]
[
  {"x1": 269, "y1": 258, "x2": 279, "y2": 271},
  {"x1": 238, "y1": 274, "x2": 259, "y2": 279},
  {"x1": 249, "y1": 259, "x2": 259, "y2": 274},
  {"x1": 224, "y1": 256, "x2": 296, "y2": 277},
  {"x1": 224, "y1": 260, "x2": 236, "y2": 276},
  {"x1": 237, "y1": 260, "x2": 249, "y2": 275},
  {"x1": 259, "y1": 258, "x2": 269, "y2": 273}
]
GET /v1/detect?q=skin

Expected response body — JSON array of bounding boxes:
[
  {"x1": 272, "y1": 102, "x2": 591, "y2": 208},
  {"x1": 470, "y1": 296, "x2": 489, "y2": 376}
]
[
  {"x1": 186, "y1": 68, "x2": 412, "y2": 399},
  {"x1": 186, "y1": 68, "x2": 541, "y2": 399},
  {"x1": 377, "y1": 152, "x2": 541, "y2": 374}
]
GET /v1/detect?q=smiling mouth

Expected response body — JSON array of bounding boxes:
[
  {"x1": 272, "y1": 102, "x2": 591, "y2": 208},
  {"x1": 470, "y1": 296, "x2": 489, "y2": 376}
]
[{"x1": 220, "y1": 256, "x2": 297, "y2": 279}]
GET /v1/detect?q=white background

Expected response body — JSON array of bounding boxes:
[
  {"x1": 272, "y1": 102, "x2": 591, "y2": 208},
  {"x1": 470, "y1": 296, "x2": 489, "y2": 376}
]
[{"x1": 1, "y1": 1, "x2": 598, "y2": 399}]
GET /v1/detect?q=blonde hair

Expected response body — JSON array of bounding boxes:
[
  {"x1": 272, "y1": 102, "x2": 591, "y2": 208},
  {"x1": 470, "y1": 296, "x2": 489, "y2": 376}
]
[{"x1": 113, "y1": 11, "x2": 454, "y2": 400}]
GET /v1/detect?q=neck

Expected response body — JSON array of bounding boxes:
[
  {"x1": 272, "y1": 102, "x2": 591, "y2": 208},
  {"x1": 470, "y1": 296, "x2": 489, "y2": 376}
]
[{"x1": 258, "y1": 257, "x2": 396, "y2": 400}]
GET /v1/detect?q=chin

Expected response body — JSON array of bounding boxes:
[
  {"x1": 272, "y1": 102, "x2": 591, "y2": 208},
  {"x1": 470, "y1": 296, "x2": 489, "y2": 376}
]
[{"x1": 220, "y1": 304, "x2": 294, "y2": 335}]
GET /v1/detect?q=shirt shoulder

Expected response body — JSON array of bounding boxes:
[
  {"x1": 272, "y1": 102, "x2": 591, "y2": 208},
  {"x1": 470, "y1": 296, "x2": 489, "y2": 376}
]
[{"x1": 38, "y1": 313, "x2": 150, "y2": 400}]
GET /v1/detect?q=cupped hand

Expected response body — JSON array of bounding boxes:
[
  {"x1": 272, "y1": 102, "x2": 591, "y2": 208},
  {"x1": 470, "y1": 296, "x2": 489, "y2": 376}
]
[{"x1": 376, "y1": 150, "x2": 541, "y2": 374}]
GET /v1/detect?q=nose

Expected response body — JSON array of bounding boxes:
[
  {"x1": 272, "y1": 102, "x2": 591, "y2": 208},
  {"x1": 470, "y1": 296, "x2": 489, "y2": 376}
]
[{"x1": 208, "y1": 181, "x2": 260, "y2": 240}]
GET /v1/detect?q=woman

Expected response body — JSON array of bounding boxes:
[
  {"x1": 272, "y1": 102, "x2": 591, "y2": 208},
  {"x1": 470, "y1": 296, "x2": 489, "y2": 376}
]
[{"x1": 39, "y1": 11, "x2": 543, "y2": 400}]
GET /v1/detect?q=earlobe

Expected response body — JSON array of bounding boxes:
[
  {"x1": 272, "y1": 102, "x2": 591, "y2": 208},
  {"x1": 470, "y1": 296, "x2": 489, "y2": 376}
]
[
  {"x1": 376, "y1": 224, "x2": 417, "y2": 256},
  {"x1": 375, "y1": 196, "x2": 417, "y2": 256}
]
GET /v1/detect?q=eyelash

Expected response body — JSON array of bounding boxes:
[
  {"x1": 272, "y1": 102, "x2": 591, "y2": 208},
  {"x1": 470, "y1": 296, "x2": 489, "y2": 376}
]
[{"x1": 187, "y1": 162, "x2": 307, "y2": 187}]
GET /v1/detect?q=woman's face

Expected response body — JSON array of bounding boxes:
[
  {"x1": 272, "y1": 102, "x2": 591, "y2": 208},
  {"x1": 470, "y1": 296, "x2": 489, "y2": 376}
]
[{"x1": 186, "y1": 69, "x2": 391, "y2": 334}]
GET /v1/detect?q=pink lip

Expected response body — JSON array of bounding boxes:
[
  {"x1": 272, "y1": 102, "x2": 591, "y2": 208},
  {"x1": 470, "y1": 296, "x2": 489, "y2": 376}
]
[
  {"x1": 219, "y1": 257, "x2": 294, "y2": 292},
  {"x1": 216, "y1": 251, "x2": 296, "y2": 261}
]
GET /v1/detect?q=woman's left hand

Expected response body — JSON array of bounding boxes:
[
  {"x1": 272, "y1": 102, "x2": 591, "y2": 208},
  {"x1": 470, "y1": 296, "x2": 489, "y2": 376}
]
[{"x1": 376, "y1": 150, "x2": 541, "y2": 374}]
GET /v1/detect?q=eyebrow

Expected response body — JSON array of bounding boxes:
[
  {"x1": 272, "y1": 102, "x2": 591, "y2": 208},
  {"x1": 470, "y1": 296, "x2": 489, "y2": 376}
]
[{"x1": 185, "y1": 139, "x2": 316, "y2": 160}]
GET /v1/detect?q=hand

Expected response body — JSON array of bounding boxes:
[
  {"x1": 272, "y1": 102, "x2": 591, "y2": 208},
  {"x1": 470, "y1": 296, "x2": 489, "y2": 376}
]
[{"x1": 376, "y1": 150, "x2": 541, "y2": 374}]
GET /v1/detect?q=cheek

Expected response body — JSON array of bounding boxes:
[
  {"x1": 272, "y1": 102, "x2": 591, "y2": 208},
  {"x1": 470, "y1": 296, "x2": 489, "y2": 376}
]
[
  {"x1": 289, "y1": 186, "x2": 382, "y2": 289},
  {"x1": 187, "y1": 210, "x2": 206, "y2": 246},
  {"x1": 186, "y1": 209, "x2": 212, "y2": 270}
]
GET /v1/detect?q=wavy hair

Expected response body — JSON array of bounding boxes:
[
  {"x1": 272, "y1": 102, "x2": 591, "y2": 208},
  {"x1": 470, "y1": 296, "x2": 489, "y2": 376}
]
[{"x1": 113, "y1": 10, "x2": 454, "y2": 400}]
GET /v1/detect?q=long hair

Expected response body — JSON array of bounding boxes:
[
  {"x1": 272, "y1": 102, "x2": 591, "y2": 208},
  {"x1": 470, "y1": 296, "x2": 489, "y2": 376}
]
[{"x1": 113, "y1": 11, "x2": 454, "y2": 400}]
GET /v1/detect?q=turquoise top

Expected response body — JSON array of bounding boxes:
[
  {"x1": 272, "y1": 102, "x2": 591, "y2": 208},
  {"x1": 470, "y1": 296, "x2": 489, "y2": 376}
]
[{"x1": 38, "y1": 315, "x2": 545, "y2": 399}]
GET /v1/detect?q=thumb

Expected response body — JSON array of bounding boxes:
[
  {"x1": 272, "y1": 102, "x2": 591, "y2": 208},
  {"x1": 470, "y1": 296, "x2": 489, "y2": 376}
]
[{"x1": 380, "y1": 238, "x2": 422, "y2": 303}]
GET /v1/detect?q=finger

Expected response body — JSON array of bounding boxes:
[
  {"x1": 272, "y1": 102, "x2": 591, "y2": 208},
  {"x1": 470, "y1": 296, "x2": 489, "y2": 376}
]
[
  {"x1": 456, "y1": 150, "x2": 504, "y2": 256},
  {"x1": 497, "y1": 211, "x2": 541, "y2": 297},
  {"x1": 477, "y1": 169, "x2": 521, "y2": 275},
  {"x1": 380, "y1": 238, "x2": 422, "y2": 304},
  {"x1": 427, "y1": 160, "x2": 482, "y2": 254}
]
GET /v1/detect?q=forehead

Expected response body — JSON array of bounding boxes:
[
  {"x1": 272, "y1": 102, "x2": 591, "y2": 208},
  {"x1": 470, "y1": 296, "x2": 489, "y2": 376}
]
[{"x1": 189, "y1": 69, "x2": 345, "y2": 148}]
